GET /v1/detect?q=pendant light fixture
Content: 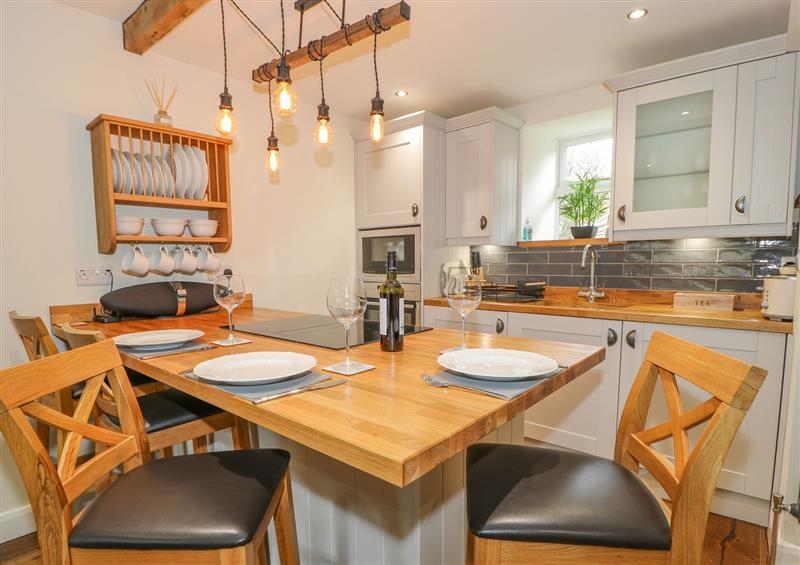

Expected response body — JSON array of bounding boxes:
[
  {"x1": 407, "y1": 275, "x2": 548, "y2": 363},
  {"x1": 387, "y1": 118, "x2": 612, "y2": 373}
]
[
  {"x1": 267, "y1": 80, "x2": 280, "y2": 173},
  {"x1": 311, "y1": 38, "x2": 333, "y2": 146},
  {"x1": 273, "y1": 0, "x2": 298, "y2": 116},
  {"x1": 214, "y1": 0, "x2": 237, "y2": 137},
  {"x1": 367, "y1": 11, "x2": 386, "y2": 143}
]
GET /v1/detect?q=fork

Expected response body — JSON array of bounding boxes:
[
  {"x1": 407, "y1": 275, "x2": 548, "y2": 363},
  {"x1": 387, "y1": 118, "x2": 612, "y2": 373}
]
[{"x1": 421, "y1": 373, "x2": 508, "y2": 400}]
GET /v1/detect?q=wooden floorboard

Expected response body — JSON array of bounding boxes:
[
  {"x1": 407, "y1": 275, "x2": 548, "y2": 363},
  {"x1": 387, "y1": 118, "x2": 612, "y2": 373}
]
[{"x1": 1, "y1": 514, "x2": 767, "y2": 565}]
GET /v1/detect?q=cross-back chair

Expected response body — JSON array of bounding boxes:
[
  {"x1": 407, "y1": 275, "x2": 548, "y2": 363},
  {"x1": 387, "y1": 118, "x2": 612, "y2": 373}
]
[
  {"x1": 9, "y1": 311, "x2": 74, "y2": 448},
  {"x1": 465, "y1": 330, "x2": 767, "y2": 565},
  {"x1": 58, "y1": 322, "x2": 250, "y2": 458},
  {"x1": 0, "y1": 339, "x2": 299, "y2": 565}
]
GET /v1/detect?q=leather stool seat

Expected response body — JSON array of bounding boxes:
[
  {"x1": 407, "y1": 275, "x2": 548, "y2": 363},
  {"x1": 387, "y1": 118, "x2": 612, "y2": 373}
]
[
  {"x1": 73, "y1": 369, "x2": 154, "y2": 399},
  {"x1": 466, "y1": 444, "x2": 671, "y2": 551},
  {"x1": 106, "y1": 387, "x2": 223, "y2": 433},
  {"x1": 69, "y1": 449, "x2": 290, "y2": 550}
]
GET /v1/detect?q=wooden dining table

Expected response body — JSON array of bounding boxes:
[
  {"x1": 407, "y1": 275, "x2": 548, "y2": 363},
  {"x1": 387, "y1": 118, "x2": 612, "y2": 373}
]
[{"x1": 51, "y1": 301, "x2": 605, "y2": 565}]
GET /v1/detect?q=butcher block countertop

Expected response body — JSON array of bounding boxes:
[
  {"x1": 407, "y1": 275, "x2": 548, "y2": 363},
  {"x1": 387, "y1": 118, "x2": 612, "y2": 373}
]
[{"x1": 424, "y1": 288, "x2": 793, "y2": 334}]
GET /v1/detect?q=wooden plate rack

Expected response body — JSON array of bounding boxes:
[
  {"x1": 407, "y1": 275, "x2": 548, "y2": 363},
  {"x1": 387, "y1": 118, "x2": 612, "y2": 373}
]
[{"x1": 86, "y1": 114, "x2": 233, "y2": 254}]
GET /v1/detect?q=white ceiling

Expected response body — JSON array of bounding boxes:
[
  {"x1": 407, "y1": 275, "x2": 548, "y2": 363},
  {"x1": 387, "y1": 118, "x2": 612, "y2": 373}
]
[{"x1": 59, "y1": 0, "x2": 792, "y2": 120}]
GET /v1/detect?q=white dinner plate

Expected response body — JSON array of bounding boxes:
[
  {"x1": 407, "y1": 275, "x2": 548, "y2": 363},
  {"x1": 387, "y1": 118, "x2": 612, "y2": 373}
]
[
  {"x1": 193, "y1": 352, "x2": 317, "y2": 386},
  {"x1": 113, "y1": 329, "x2": 204, "y2": 351},
  {"x1": 183, "y1": 144, "x2": 198, "y2": 199},
  {"x1": 191, "y1": 146, "x2": 208, "y2": 200},
  {"x1": 160, "y1": 156, "x2": 175, "y2": 197},
  {"x1": 437, "y1": 348, "x2": 559, "y2": 381},
  {"x1": 168, "y1": 144, "x2": 188, "y2": 199},
  {"x1": 118, "y1": 150, "x2": 133, "y2": 194},
  {"x1": 144, "y1": 155, "x2": 163, "y2": 196},
  {"x1": 134, "y1": 154, "x2": 154, "y2": 196},
  {"x1": 124, "y1": 151, "x2": 143, "y2": 195},
  {"x1": 111, "y1": 149, "x2": 121, "y2": 192}
]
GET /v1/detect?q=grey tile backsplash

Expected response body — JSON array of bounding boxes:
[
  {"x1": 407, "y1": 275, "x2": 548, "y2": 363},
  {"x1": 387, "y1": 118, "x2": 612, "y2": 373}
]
[{"x1": 474, "y1": 238, "x2": 797, "y2": 293}]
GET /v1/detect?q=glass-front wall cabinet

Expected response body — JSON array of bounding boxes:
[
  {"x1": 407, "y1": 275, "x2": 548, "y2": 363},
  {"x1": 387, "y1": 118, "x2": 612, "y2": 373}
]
[{"x1": 614, "y1": 67, "x2": 737, "y2": 230}]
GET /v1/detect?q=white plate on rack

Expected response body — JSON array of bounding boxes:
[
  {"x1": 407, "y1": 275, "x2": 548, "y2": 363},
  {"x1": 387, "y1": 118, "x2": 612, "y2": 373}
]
[
  {"x1": 114, "y1": 329, "x2": 204, "y2": 351},
  {"x1": 193, "y1": 352, "x2": 317, "y2": 386},
  {"x1": 160, "y1": 156, "x2": 175, "y2": 197},
  {"x1": 144, "y1": 155, "x2": 163, "y2": 196},
  {"x1": 134, "y1": 153, "x2": 154, "y2": 196},
  {"x1": 111, "y1": 149, "x2": 121, "y2": 193},
  {"x1": 191, "y1": 146, "x2": 208, "y2": 200},
  {"x1": 437, "y1": 348, "x2": 559, "y2": 381},
  {"x1": 183, "y1": 144, "x2": 198, "y2": 199},
  {"x1": 168, "y1": 144, "x2": 188, "y2": 199},
  {"x1": 123, "y1": 151, "x2": 143, "y2": 195},
  {"x1": 117, "y1": 150, "x2": 133, "y2": 194}
]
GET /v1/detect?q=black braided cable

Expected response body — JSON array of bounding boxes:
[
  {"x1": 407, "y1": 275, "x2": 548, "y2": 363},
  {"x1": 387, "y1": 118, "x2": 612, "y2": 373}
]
[
  {"x1": 280, "y1": 0, "x2": 286, "y2": 55},
  {"x1": 220, "y1": 0, "x2": 228, "y2": 91},
  {"x1": 372, "y1": 31, "x2": 379, "y2": 98},
  {"x1": 341, "y1": 0, "x2": 346, "y2": 28},
  {"x1": 228, "y1": 0, "x2": 280, "y2": 55},
  {"x1": 298, "y1": 6, "x2": 304, "y2": 50},
  {"x1": 268, "y1": 80, "x2": 275, "y2": 136},
  {"x1": 322, "y1": 0, "x2": 343, "y2": 24}
]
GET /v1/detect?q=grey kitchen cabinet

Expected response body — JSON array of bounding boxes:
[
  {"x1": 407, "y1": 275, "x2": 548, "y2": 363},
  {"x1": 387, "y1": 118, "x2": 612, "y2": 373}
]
[{"x1": 424, "y1": 305, "x2": 507, "y2": 336}]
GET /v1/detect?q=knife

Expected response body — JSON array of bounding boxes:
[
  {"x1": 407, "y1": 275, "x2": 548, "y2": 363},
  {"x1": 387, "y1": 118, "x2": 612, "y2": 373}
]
[{"x1": 255, "y1": 378, "x2": 347, "y2": 403}]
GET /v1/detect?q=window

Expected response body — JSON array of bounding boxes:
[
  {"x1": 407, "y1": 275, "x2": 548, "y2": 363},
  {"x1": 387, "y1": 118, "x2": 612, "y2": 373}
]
[{"x1": 557, "y1": 132, "x2": 613, "y2": 238}]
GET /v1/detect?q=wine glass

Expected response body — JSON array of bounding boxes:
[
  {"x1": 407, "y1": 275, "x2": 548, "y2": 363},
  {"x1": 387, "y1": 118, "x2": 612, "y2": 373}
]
[
  {"x1": 446, "y1": 274, "x2": 482, "y2": 350},
  {"x1": 214, "y1": 272, "x2": 246, "y2": 346},
  {"x1": 326, "y1": 277, "x2": 368, "y2": 374}
]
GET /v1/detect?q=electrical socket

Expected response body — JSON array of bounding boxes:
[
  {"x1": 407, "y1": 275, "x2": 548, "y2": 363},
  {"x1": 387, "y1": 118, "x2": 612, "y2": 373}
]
[{"x1": 76, "y1": 267, "x2": 113, "y2": 287}]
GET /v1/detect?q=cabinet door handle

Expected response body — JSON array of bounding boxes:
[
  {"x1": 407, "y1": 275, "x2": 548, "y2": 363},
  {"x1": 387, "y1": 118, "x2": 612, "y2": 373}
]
[
  {"x1": 411, "y1": 203, "x2": 419, "y2": 218},
  {"x1": 480, "y1": 216, "x2": 488, "y2": 230},
  {"x1": 625, "y1": 329, "x2": 636, "y2": 349},
  {"x1": 617, "y1": 205, "x2": 626, "y2": 222},
  {"x1": 496, "y1": 318, "x2": 505, "y2": 334},
  {"x1": 734, "y1": 196, "x2": 746, "y2": 215},
  {"x1": 607, "y1": 328, "x2": 618, "y2": 347}
]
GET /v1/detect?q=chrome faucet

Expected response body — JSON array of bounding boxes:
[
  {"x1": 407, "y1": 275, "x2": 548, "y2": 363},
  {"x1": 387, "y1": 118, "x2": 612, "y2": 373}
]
[{"x1": 577, "y1": 244, "x2": 605, "y2": 303}]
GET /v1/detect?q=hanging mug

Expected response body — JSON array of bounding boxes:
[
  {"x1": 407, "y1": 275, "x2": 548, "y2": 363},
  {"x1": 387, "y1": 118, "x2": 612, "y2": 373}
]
[
  {"x1": 173, "y1": 244, "x2": 197, "y2": 274},
  {"x1": 196, "y1": 245, "x2": 221, "y2": 273},
  {"x1": 148, "y1": 245, "x2": 175, "y2": 275},
  {"x1": 121, "y1": 244, "x2": 150, "y2": 276}
]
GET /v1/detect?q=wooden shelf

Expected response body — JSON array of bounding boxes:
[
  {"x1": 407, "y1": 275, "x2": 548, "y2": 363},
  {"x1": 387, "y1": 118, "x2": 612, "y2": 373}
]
[
  {"x1": 114, "y1": 193, "x2": 228, "y2": 210},
  {"x1": 517, "y1": 238, "x2": 622, "y2": 248},
  {"x1": 87, "y1": 114, "x2": 232, "y2": 254},
  {"x1": 116, "y1": 235, "x2": 228, "y2": 245}
]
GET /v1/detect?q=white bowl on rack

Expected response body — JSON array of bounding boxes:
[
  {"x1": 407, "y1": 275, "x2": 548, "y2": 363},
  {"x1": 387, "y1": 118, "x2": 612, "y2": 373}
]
[
  {"x1": 116, "y1": 216, "x2": 145, "y2": 236},
  {"x1": 151, "y1": 218, "x2": 186, "y2": 237},
  {"x1": 187, "y1": 219, "x2": 219, "y2": 237}
]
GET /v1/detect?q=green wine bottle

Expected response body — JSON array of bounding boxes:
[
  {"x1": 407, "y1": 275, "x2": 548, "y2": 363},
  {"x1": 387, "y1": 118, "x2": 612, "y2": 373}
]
[{"x1": 380, "y1": 251, "x2": 404, "y2": 352}]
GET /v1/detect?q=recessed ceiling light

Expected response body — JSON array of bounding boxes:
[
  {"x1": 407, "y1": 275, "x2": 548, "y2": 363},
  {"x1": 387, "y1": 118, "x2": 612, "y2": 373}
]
[
  {"x1": 395, "y1": 90, "x2": 408, "y2": 97},
  {"x1": 627, "y1": 8, "x2": 648, "y2": 20},
  {"x1": 681, "y1": 111, "x2": 690, "y2": 115}
]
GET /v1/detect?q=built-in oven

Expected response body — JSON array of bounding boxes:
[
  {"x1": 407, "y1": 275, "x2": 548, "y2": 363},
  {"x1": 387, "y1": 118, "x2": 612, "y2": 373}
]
[
  {"x1": 364, "y1": 282, "x2": 421, "y2": 327},
  {"x1": 358, "y1": 226, "x2": 421, "y2": 284}
]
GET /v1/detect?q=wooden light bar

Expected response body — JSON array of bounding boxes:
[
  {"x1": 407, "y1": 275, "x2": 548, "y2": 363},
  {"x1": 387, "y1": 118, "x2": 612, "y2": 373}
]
[
  {"x1": 123, "y1": 0, "x2": 209, "y2": 55},
  {"x1": 252, "y1": 0, "x2": 411, "y2": 83}
]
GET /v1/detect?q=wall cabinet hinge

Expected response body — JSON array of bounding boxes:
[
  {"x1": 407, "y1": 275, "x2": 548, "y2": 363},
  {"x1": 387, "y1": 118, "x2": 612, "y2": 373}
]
[{"x1": 772, "y1": 493, "x2": 800, "y2": 522}]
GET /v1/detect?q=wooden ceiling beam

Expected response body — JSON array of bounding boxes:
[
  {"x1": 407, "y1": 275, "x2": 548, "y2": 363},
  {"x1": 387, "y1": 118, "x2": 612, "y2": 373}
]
[
  {"x1": 123, "y1": 0, "x2": 210, "y2": 55},
  {"x1": 252, "y1": 0, "x2": 411, "y2": 83}
]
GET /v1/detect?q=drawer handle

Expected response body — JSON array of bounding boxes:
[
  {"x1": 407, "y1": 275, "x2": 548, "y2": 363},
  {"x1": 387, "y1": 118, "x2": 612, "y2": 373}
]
[
  {"x1": 496, "y1": 318, "x2": 505, "y2": 334},
  {"x1": 617, "y1": 205, "x2": 626, "y2": 222},
  {"x1": 411, "y1": 203, "x2": 419, "y2": 218},
  {"x1": 480, "y1": 216, "x2": 488, "y2": 230},
  {"x1": 607, "y1": 328, "x2": 618, "y2": 347},
  {"x1": 625, "y1": 329, "x2": 636, "y2": 349},
  {"x1": 734, "y1": 196, "x2": 746, "y2": 215}
]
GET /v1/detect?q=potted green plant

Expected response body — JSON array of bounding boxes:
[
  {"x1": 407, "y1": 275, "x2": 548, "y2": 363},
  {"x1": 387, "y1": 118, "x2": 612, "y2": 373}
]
[{"x1": 558, "y1": 173, "x2": 609, "y2": 239}]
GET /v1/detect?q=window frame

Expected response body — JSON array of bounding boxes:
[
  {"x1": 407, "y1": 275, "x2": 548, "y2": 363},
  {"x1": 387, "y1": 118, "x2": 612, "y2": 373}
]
[{"x1": 556, "y1": 131, "x2": 613, "y2": 195}]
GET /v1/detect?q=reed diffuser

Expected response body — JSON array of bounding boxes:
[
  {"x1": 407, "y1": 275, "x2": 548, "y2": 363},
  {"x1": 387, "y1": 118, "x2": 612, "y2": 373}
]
[{"x1": 145, "y1": 77, "x2": 177, "y2": 126}]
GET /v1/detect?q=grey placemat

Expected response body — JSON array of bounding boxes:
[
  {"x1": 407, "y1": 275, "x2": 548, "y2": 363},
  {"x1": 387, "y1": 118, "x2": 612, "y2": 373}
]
[
  {"x1": 433, "y1": 369, "x2": 562, "y2": 400},
  {"x1": 183, "y1": 371, "x2": 330, "y2": 404},
  {"x1": 118, "y1": 341, "x2": 215, "y2": 359}
]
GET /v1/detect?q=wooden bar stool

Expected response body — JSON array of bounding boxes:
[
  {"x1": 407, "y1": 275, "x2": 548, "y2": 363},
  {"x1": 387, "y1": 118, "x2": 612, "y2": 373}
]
[
  {"x1": 0, "y1": 340, "x2": 299, "y2": 565},
  {"x1": 465, "y1": 331, "x2": 767, "y2": 565},
  {"x1": 59, "y1": 322, "x2": 250, "y2": 458}
]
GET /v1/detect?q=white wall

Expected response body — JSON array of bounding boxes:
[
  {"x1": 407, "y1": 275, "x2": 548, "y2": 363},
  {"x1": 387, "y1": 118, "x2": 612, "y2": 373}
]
[
  {"x1": 0, "y1": 0, "x2": 356, "y2": 541},
  {"x1": 519, "y1": 108, "x2": 613, "y2": 241}
]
